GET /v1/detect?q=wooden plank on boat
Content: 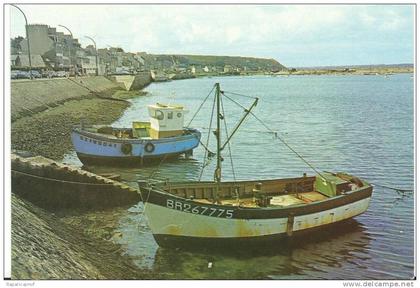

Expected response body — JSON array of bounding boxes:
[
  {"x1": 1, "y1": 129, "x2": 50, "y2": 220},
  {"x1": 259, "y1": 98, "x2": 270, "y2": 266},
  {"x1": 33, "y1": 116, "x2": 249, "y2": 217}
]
[
  {"x1": 270, "y1": 195, "x2": 306, "y2": 207},
  {"x1": 299, "y1": 191, "x2": 328, "y2": 202}
]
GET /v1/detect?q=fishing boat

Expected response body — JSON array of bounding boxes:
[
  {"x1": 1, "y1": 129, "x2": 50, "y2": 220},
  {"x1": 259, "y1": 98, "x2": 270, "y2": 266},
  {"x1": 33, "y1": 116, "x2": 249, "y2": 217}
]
[
  {"x1": 71, "y1": 103, "x2": 201, "y2": 166},
  {"x1": 138, "y1": 83, "x2": 373, "y2": 249}
]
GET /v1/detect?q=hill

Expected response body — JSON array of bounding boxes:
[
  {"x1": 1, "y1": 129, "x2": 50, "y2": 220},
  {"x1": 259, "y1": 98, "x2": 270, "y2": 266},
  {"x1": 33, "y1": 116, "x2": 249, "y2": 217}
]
[{"x1": 148, "y1": 54, "x2": 287, "y2": 72}]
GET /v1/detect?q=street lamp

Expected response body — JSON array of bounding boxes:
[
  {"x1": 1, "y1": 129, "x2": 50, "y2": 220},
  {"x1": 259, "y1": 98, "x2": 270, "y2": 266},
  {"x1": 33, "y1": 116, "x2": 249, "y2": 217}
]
[
  {"x1": 85, "y1": 36, "x2": 99, "y2": 76},
  {"x1": 58, "y1": 24, "x2": 73, "y2": 74},
  {"x1": 11, "y1": 4, "x2": 32, "y2": 79}
]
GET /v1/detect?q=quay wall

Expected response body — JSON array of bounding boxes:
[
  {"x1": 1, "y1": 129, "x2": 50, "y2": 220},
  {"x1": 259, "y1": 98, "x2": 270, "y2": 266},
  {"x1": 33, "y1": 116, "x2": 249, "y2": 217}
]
[
  {"x1": 11, "y1": 76, "x2": 121, "y2": 121},
  {"x1": 108, "y1": 72, "x2": 153, "y2": 91}
]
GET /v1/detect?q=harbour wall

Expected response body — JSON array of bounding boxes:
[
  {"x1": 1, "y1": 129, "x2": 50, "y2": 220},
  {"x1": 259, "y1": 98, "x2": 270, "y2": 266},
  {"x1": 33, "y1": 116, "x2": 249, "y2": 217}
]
[
  {"x1": 11, "y1": 76, "x2": 120, "y2": 121},
  {"x1": 107, "y1": 72, "x2": 153, "y2": 91},
  {"x1": 9, "y1": 75, "x2": 151, "y2": 279},
  {"x1": 10, "y1": 73, "x2": 153, "y2": 121}
]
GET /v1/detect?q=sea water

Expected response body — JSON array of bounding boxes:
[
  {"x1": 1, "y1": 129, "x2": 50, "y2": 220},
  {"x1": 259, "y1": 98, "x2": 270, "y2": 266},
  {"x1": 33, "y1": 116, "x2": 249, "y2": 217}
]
[{"x1": 64, "y1": 74, "x2": 414, "y2": 279}]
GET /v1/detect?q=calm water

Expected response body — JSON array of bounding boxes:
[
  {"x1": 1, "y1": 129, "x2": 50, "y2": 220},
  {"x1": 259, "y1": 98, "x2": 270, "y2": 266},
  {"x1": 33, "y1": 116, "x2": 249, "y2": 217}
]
[{"x1": 63, "y1": 74, "x2": 414, "y2": 279}]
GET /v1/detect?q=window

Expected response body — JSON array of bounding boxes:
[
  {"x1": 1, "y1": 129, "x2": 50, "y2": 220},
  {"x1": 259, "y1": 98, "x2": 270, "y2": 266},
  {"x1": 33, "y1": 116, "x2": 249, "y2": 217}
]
[
  {"x1": 168, "y1": 112, "x2": 173, "y2": 119},
  {"x1": 156, "y1": 110, "x2": 164, "y2": 120},
  {"x1": 177, "y1": 112, "x2": 182, "y2": 118},
  {"x1": 80, "y1": 136, "x2": 83, "y2": 140}
]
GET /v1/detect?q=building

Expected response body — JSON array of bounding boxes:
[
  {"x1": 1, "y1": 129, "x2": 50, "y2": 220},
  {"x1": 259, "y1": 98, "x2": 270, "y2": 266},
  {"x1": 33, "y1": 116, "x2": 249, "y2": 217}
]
[
  {"x1": 19, "y1": 24, "x2": 54, "y2": 56},
  {"x1": 10, "y1": 54, "x2": 18, "y2": 67},
  {"x1": 16, "y1": 24, "x2": 83, "y2": 71},
  {"x1": 14, "y1": 54, "x2": 46, "y2": 68},
  {"x1": 80, "y1": 56, "x2": 97, "y2": 75}
]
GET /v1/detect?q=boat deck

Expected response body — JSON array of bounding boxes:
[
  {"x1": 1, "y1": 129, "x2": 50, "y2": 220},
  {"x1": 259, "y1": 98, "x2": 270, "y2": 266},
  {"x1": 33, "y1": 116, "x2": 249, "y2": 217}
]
[{"x1": 193, "y1": 191, "x2": 328, "y2": 208}]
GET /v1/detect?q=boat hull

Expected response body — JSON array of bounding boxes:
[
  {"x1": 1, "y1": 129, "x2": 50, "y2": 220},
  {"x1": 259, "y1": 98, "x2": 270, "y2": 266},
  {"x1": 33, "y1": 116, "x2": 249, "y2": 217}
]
[
  {"x1": 71, "y1": 127, "x2": 201, "y2": 166},
  {"x1": 139, "y1": 178, "x2": 373, "y2": 248}
]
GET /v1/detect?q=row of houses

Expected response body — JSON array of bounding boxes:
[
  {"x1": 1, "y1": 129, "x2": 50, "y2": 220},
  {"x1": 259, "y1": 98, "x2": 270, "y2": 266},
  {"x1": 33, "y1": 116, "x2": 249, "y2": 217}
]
[
  {"x1": 11, "y1": 24, "x2": 283, "y2": 76},
  {"x1": 11, "y1": 24, "x2": 149, "y2": 75}
]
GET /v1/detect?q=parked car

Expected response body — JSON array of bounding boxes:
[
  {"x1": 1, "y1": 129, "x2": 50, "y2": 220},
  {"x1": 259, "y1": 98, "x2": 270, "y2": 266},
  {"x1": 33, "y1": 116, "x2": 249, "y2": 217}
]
[
  {"x1": 11, "y1": 70, "x2": 20, "y2": 79},
  {"x1": 29, "y1": 70, "x2": 42, "y2": 78},
  {"x1": 55, "y1": 71, "x2": 68, "y2": 78},
  {"x1": 16, "y1": 71, "x2": 31, "y2": 79}
]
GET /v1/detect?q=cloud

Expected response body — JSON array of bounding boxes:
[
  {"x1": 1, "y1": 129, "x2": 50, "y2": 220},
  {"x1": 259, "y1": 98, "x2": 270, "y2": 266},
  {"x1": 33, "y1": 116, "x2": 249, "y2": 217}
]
[{"x1": 9, "y1": 4, "x2": 414, "y2": 66}]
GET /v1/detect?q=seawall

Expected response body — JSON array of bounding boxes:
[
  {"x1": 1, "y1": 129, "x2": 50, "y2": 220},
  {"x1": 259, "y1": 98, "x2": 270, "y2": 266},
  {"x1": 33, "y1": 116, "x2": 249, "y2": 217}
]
[
  {"x1": 11, "y1": 76, "x2": 122, "y2": 122},
  {"x1": 9, "y1": 75, "x2": 151, "y2": 279},
  {"x1": 108, "y1": 72, "x2": 153, "y2": 91}
]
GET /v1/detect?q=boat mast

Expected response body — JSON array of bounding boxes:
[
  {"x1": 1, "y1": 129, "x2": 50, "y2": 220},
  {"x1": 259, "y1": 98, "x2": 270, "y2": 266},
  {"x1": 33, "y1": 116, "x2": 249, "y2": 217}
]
[{"x1": 214, "y1": 83, "x2": 222, "y2": 202}]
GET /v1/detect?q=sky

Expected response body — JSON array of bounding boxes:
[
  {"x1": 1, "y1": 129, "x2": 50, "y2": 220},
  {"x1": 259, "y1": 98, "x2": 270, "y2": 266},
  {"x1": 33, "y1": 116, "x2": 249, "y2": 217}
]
[{"x1": 9, "y1": 4, "x2": 415, "y2": 67}]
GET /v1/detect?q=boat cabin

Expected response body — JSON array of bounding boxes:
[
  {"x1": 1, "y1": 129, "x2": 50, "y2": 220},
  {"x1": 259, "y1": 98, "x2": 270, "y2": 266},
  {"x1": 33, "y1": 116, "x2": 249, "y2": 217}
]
[{"x1": 148, "y1": 103, "x2": 188, "y2": 139}]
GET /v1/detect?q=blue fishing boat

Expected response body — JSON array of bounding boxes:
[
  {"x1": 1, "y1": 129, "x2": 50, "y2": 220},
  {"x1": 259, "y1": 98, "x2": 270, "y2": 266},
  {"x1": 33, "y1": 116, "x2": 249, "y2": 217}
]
[{"x1": 71, "y1": 103, "x2": 201, "y2": 166}]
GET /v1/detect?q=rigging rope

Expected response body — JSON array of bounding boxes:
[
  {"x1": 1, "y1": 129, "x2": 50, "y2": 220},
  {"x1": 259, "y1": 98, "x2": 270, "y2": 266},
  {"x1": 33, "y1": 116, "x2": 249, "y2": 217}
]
[
  {"x1": 372, "y1": 183, "x2": 413, "y2": 194},
  {"x1": 220, "y1": 93, "x2": 240, "y2": 202},
  {"x1": 220, "y1": 92, "x2": 237, "y2": 183},
  {"x1": 147, "y1": 153, "x2": 170, "y2": 180},
  {"x1": 199, "y1": 90, "x2": 217, "y2": 181},
  {"x1": 186, "y1": 85, "x2": 215, "y2": 128},
  {"x1": 223, "y1": 90, "x2": 259, "y2": 100},
  {"x1": 222, "y1": 92, "x2": 327, "y2": 181}
]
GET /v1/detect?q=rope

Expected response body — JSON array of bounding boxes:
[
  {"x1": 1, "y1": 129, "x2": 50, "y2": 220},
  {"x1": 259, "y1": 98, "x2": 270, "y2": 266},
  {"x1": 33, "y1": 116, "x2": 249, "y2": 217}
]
[
  {"x1": 223, "y1": 90, "x2": 258, "y2": 100},
  {"x1": 220, "y1": 93, "x2": 240, "y2": 203},
  {"x1": 199, "y1": 89, "x2": 217, "y2": 181},
  {"x1": 11, "y1": 169, "x2": 119, "y2": 186},
  {"x1": 223, "y1": 93, "x2": 326, "y2": 181},
  {"x1": 220, "y1": 92, "x2": 237, "y2": 182},
  {"x1": 372, "y1": 183, "x2": 413, "y2": 193},
  {"x1": 137, "y1": 183, "x2": 152, "y2": 229},
  {"x1": 147, "y1": 153, "x2": 170, "y2": 180},
  {"x1": 186, "y1": 85, "x2": 215, "y2": 128},
  {"x1": 67, "y1": 77, "x2": 130, "y2": 104}
]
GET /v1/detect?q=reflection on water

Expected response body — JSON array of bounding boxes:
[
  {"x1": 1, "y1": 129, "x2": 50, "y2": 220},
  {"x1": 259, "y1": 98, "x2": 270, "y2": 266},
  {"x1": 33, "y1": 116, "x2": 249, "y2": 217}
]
[
  {"x1": 152, "y1": 220, "x2": 371, "y2": 279},
  {"x1": 63, "y1": 74, "x2": 414, "y2": 279}
]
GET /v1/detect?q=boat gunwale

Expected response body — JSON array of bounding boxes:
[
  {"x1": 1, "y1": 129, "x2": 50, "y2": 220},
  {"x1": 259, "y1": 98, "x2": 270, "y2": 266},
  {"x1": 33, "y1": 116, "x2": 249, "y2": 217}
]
[
  {"x1": 139, "y1": 179, "x2": 373, "y2": 219},
  {"x1": 72, "y1": 127, "x2": 201, "y2": 144}
]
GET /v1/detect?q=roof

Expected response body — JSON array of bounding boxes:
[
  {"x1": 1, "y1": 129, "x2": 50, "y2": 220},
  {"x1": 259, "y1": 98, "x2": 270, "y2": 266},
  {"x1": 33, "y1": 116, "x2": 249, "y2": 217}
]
[{"x1": 148, "y1": 103, "x2": 184, "y2": 110}]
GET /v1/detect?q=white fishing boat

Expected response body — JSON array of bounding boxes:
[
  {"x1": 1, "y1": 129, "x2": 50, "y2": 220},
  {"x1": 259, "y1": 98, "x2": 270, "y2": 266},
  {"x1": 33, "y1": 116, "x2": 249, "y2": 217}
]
[{"x1": 138, "y1": 83, "x2": 373, "y2": 249}]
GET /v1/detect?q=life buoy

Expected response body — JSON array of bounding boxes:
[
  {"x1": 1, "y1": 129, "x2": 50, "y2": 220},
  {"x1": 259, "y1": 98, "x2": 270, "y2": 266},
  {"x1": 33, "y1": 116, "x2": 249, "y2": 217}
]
[
  {"x1": 121, "y1": 143, "x2": 132, "y2": 155},
  {"x1": 144, "y1": 142, "x2": 155, "y2": 153}
]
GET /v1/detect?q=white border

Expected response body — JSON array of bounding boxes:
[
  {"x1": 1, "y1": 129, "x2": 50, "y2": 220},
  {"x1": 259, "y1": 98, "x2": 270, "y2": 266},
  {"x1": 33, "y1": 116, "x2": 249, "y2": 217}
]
[{"x1": 1, "y1": 1, "x2": 417, "y2": 288}]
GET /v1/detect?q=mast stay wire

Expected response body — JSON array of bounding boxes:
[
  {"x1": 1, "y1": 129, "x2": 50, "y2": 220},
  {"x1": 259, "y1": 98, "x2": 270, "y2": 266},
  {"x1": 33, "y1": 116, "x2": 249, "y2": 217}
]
[
  {"x1": 220, "y1": 92, "x2": 240, "y2": 202},
  {"x1": 223, "y1": 90, "x2": 413, "y2": 193},
  {"x1": 220, "y1": 92, "x2": 237, "y2": 182},
  {"x1": 188, "y1": 86, "x2": 412, "y2": 194},
  {"x1": 222, "y1": 92, "x2": 327, "y2": 181},
  {"x1": 199, "y1": 89, "x2": 217, "y2": 181},
  {"x1": 186, "y1": 85, "x2": 215, "y2": 128}
]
